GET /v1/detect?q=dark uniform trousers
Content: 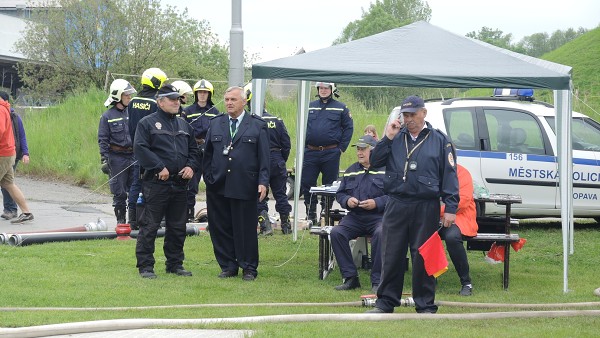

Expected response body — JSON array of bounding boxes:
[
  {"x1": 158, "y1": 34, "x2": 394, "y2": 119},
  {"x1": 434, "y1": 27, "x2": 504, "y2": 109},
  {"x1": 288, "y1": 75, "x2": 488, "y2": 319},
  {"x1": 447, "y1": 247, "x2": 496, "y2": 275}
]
[
  {"x1": 135, "y1": 181, "x2": 188, "y2": 271},
  {"x1": 301, "y1": 148, "x2": 341, "y2": 212},
  {"x1": 207, "y1": 189, "x2": 259, "y2": 275},
  {"x1": 330, "y1": 213, "x2": 382, "y2": 285},
  {"x1": 439, "y1": 224, "x2": 471, "y2": 286},
  {"x1": 108, "y1": 152, "x2": 134, "y2": 209},
  {"x1": 186, "y1": 158, "x2": 203, "y2": 210},
  {"x1": 257, "y1": 151, "x2": 292, "y2": 214},
  {"x1": 377, "y1": 197, "x2": 440, "y2": 313}
]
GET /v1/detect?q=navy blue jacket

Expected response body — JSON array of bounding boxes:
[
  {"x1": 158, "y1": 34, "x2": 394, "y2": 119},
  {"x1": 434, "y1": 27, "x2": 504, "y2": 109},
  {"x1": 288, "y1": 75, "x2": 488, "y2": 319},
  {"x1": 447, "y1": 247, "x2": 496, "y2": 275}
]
[
  {"x1": 262, "y1": 111, "x2": 291, "y2": 161},
  {"x1": 203, "y1": 112, "x2": 270, "y2": 200},
  {"x1": 182, "y1": 103, "x2": 221, "y2": 141},
  {"x1": 370, "y1": 122, "x2": 459, "y2": 214},
  {"x1": 98, "y1": 105, "x2": 131, "y2": 159},
  {"x1": 128, "y1": 86, "x2": 158, "y2": 142},
  {"x1": 133, "y1": 108, "x2": 200, "y2": 179},
  {"x1": 336, "y1": 162, "x2": 388, "y2": 217},
  {"x1": 306, "y1": 98, "x2": 353, "y2": 152}
]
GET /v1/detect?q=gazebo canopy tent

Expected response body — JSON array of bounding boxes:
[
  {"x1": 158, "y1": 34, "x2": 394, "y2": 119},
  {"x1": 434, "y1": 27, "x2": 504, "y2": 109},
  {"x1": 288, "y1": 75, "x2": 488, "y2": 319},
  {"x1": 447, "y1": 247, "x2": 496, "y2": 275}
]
[{"x1": 250, "y1": 21, "x2": 573, "y2": 292}]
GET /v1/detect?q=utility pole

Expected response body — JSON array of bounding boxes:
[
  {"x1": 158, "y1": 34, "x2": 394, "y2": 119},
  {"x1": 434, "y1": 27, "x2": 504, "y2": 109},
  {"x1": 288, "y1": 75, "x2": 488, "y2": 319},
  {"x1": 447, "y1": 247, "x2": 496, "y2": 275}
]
[{"x1": 229, "y1": 0, "x2": 244, "y2": 87}]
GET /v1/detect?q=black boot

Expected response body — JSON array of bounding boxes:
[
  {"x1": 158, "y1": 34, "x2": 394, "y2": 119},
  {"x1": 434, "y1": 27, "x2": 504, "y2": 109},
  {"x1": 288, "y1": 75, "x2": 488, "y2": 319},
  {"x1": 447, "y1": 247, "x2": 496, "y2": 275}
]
[
  {"x1": 258, "y1": 210, "x2": 273, "y2": 236},
  {"x1": 334, "y1": 276, "x2": 361, "y2": 291},
  {"x1": 128, "y1": 207, "x2": 138, "y2": 230},
  {"x1": 187, "y1": 207, "x2": 195, "y2": 223},
  {"x1": 280, "y1": 213, "x2": 291, "y2": 234},
  {"x1": 114, "y1": 207, "x2": 126, "y2": 224}
]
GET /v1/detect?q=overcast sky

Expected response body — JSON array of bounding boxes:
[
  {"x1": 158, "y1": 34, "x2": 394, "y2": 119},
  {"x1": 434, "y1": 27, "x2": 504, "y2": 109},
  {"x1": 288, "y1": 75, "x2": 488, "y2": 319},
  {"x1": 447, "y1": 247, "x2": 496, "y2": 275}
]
[{"x1": 161, "y1": 0, "x2": 600, "y2": 62}]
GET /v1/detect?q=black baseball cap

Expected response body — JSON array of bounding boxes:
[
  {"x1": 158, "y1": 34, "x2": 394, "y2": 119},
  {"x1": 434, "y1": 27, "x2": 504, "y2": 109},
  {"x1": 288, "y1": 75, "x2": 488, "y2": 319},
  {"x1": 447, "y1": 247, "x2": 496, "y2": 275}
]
[
  {"x1": 400, "y1": 95, "x2": 425, "y2": 113},
  {"x1": 156, "y1": 84, "x2": 180, "y2": 99}
]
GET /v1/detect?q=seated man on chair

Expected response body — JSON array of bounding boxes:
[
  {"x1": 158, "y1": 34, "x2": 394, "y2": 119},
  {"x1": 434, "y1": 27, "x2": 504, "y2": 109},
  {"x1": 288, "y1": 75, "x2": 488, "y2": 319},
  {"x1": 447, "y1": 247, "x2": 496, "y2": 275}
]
[
  {"x1": 439, "y1": 162, "x2": 478, "y2": 296},
  {"x1": 331, "y1": 135, "x2": 387, "y2": 292}
]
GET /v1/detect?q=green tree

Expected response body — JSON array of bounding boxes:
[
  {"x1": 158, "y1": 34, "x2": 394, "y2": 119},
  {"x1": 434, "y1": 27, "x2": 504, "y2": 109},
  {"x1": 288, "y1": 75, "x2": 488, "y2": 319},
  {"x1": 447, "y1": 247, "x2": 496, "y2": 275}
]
[
  {"x1": 334, "y1": 0, "x2": 431, "y2": 44},
  {"x1": 15, "y1": 0, "x2": 228, "y2": 100},
  {"x1": 466, "y1": 27, "x2": 513, "y2": 50}
]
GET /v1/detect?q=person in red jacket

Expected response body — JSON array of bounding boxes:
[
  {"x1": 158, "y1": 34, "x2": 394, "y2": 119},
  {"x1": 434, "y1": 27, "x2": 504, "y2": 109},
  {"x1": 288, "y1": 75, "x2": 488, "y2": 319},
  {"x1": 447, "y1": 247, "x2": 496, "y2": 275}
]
[
  {"x1": 440, "y1": 163, "x2": 477, "y2": 296},
  {"x1": 0, "y1": 92, "x2": 34, "y2": 223}
]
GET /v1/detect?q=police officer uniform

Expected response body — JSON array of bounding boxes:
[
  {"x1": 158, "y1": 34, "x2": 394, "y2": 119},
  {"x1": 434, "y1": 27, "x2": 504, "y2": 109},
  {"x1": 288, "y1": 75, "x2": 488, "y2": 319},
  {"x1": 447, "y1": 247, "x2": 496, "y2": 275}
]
[
  {"x1": 203, "y1": 109, "x2": 269, "y2": 279},
  {"x1": 127, "y1": 88, "x2": 158, "y2": 229},
  {"x1": 301, "y1": 89, "x2": 353, "y2": 223},
  {"x1": 331, "y1": 138, "x2": 387, "y2": 290},
  {"x1": 257, "y1": 110, "x2": 292, "y2": 234},
  {"x1": 182, "y1": 100, "x2": 221, "y2": 219},
  {"x1": 133, "y1": 85, "x2": 200, "y2": 277},
  {"x1": 370, "y1": 117, "x2": 459, "y2": 313},
  {"x1": 98, "y1": 104, "x2": 134, "y2": 223}
]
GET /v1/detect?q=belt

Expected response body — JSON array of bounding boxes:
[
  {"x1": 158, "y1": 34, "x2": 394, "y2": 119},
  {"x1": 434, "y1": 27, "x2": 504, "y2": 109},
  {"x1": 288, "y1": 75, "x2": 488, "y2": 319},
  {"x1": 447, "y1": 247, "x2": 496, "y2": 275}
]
[
  {"x1": 195, "y1": 138, "x2": 205, "y2": 145},
  {"x1": 270, "y1": 147, "x2": 282, "y2": 152},
  {"x1": 307, "y1": 144, "x2": 338, "y2": 151},
  {"x1": 109, "y1": 144, "x2": 133, "y2": 152}
]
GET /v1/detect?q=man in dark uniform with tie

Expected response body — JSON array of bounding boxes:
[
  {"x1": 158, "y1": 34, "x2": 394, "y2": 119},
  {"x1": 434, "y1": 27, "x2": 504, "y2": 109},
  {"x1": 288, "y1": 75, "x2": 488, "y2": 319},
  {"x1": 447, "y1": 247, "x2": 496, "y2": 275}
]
[{"x1": 203, "y1": 86, "x2": 270, "y2": 281}]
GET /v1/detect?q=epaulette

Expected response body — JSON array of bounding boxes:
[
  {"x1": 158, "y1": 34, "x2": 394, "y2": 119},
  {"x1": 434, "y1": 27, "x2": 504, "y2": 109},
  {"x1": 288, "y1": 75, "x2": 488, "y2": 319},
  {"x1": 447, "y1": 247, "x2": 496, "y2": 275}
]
[{"x1": 251, "y1": 114, "x2": 265, "y2": 121}]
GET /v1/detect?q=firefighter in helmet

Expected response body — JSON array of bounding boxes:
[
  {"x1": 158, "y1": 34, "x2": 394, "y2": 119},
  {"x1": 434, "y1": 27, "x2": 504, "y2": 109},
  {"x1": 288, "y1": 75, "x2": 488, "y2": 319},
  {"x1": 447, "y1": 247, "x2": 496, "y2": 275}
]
[
  {"x1": 98, "y1": 79, "x2": 137, "y2": 225},
  {"x1": 127, "y1": 67, "x2": 168, "y2": 229},
  {"x1": 245, "y1": 83, "x2": 293, "y2": 235},
  {"x1": 182, "y1": 79, "x2": 222, "y2": 221}
]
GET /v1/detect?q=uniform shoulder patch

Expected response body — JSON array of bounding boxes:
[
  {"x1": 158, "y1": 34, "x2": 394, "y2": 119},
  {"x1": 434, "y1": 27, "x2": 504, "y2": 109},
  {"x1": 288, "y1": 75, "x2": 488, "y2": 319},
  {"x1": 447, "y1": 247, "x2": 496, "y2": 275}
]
[{"x1": 448, "y1": 152, "x2": 455, "y2": 167}]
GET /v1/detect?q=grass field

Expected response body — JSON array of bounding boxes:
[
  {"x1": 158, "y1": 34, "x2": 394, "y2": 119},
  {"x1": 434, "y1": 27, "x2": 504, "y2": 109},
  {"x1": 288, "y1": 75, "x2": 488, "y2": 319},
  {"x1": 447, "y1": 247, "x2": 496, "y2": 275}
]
[{"x1": 0, "y1": 220, "x2": 599, "y2": 336}]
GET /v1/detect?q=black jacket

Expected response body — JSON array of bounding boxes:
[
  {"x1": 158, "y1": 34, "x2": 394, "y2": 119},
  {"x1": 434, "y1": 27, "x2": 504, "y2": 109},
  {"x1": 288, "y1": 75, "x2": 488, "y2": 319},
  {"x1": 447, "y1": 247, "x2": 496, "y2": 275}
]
[
  {"x1": 203, "y1": 112, "x2": 270, "y2": 200},
  {"x1": 134, "y1": 108, "x2": 200, "y2": 180},
  {"x1": 370, "y1": 122, "x2": 459, "y2": 213}
]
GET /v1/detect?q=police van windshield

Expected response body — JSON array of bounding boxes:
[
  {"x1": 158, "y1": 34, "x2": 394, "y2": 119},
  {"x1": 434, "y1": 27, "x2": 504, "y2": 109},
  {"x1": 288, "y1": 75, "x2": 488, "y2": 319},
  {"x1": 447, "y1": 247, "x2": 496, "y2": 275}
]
[{"x1": 545, "y1": 117, "x2": 600, "y2": 151}]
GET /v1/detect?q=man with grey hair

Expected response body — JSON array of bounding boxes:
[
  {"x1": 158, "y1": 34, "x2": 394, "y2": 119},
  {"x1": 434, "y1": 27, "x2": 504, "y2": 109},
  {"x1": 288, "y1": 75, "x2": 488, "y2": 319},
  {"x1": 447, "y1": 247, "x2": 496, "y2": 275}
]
[
  {"x1": 331, "y1": 134, "x2": 387, "y2": 292},
  {"x1": 203, "y1": 86, "x2": 269, "y2": 281}
]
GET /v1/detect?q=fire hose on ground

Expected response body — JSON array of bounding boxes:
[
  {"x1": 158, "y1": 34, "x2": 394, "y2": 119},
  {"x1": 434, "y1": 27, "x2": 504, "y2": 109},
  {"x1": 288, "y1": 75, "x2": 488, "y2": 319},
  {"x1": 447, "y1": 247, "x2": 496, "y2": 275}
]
[
  {"x1": 1, "y1": 309, "x2": 600, "y2": 338},
  {"x1": 3, "y1": 224, "x2": 206, "y2": 246}
]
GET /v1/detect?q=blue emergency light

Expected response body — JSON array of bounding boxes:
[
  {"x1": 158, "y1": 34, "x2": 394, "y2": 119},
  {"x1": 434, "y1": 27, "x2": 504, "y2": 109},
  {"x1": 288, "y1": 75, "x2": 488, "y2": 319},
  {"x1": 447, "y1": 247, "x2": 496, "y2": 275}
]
[{"x1": 493, "y1": 88, "x2": 534, "y2": 99}]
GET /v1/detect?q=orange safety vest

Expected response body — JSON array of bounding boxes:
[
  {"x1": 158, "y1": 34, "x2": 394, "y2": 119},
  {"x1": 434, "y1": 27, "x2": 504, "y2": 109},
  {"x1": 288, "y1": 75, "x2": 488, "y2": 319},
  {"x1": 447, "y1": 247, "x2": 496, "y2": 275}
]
[{"x1": 441, "y1": 164, "x2": 478, "y2": 237}]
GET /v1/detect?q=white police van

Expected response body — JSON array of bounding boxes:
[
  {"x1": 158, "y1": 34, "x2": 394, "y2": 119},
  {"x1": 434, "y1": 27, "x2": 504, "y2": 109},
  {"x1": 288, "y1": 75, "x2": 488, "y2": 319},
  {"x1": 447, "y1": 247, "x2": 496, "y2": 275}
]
[{"x1": 395, "y1": 90, "x2": 600, "y2": 222}]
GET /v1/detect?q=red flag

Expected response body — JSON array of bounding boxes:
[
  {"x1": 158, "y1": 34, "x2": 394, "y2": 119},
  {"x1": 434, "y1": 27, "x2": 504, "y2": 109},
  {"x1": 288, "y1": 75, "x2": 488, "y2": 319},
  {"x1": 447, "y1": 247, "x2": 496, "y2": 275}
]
[{"x1": 418, "y1": 231, "x2": 448, "y2": 278}]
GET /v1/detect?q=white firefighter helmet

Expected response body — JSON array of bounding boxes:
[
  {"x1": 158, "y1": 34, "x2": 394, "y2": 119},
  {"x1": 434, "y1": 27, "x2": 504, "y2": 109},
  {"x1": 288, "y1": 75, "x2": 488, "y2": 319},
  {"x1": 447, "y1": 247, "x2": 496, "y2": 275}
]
[
  {"x1": 171, "y1": 80, "x2": 193, "y2": 97},
  {"x1": 104, "y1": 79, "x2": 137, "y2": 107}
]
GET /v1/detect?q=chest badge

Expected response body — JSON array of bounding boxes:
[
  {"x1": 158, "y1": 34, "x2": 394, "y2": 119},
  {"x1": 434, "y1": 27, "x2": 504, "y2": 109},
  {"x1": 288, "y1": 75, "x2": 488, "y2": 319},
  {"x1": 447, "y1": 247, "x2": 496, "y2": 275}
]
[{"x1": 155, "y1": 122, "x2": 162, "y2": 130}]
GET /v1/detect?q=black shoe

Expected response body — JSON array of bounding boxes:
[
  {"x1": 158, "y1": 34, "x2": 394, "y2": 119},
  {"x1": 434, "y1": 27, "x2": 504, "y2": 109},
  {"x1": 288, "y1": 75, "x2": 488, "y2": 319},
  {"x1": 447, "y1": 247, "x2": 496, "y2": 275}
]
[
  {"x1": 459, "y1": 284, "x2": 473, "y2": 296},
  {"x1": 218, "y1": 270, "x2": 238, "y2": 278},
  {"x1": 139, "y1": 270, "x2": 157, "y2": 279},
  {"x1": 334, "y1": 276, "x2": 361, "y2": 290},
  {"x1": 366, "y1": 307, "x2": 389, "y2": 314},
  {"x1": 242, "y1": 272, "x2": 256, "y2": 281},
  {"x1": 166, "y1": 267, "x2": 192, "y2": 276}
]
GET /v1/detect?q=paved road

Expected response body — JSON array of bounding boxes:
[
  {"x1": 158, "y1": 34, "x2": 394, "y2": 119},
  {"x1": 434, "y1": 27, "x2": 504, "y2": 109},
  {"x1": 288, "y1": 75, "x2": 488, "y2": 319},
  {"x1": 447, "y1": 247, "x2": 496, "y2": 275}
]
[{"x1": 2, "y1": 175, "x2": 315, "y2": 236}]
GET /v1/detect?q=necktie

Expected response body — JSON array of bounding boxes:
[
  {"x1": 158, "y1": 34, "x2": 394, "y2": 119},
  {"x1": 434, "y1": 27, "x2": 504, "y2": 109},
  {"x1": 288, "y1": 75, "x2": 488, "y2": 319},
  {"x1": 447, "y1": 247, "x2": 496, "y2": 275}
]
[{"x1": 231, "y1": 118, "x2": 238, "y2": 134}]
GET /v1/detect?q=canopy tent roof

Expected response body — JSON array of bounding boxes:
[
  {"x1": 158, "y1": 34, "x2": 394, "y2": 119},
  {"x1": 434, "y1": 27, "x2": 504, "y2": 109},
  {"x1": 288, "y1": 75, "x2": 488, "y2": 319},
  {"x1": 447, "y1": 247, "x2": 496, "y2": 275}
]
[{"x1": 252, "y1": 21, "x2": 571, "y2": 89}]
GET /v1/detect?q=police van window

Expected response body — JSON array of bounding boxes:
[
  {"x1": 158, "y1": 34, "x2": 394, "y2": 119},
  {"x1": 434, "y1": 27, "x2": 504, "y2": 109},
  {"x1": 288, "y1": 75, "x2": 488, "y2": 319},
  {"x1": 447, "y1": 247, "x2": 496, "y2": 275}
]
[
  {"x1": 442, "y1": 108, "x2": 477, "y2": 150},
  {"x1": 546, "y1": 116, "x2": 600, "y2": 151},
  {"x1": 483, "y1": 109, "x2": 545, "y2": 155}
]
